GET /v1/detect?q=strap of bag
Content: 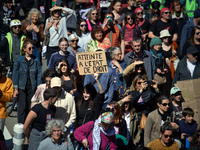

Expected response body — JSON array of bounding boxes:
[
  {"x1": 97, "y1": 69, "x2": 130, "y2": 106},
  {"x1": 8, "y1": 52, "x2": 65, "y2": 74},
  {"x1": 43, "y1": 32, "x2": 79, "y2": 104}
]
[{"x1": 64, "y1": 136, "x2": 69, "y2": 148}]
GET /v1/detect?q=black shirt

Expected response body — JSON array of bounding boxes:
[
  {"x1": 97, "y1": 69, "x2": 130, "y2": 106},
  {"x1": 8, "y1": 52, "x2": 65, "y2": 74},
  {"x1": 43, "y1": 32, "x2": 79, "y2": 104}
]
[
  {"x1": 121, "y1": 7, "x2": 137, "y2": 16},
  {"x1": 31, "y1": 103, "x2": 56, "y2": 132},
  {"x1": 149, "y1": 19, "x2": 177, "y2": 37}
]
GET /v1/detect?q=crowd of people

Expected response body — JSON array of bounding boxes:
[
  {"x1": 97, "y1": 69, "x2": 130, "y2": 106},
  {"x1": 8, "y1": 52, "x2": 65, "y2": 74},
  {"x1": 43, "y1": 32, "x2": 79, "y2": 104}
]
[{"x1": 0, "y1": 0, "x2": 200, "y2": 149}]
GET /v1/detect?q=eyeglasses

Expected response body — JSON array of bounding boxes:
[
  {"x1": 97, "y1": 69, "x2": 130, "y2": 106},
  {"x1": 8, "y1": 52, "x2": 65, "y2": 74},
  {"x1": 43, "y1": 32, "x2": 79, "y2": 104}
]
[
  {"x1": 127, "y1": 17, "x2": 133, "y2": 20},
  {"x1": 54, "y1": 10, "x2": 61, "y2": 13},
  {"x1": 13, "y1": 26, "x2": 21, "y2": 29},
  {"x1": 71, "y1": 40, "x2": 79, "y2": 43},
  {"x1": 163, "y1": 134, "x2": 173, "y2": 138},
  {"x1": 136, "y1": 12, "x2": 143, "y2": 15},
  {"x1": 92, "y1": 13, "x2": 98, "y2": 15},
  {"x1": 196, "y1": 32, "x2": 200, "y2": 35},
  {"x1": 161, "y1": 103, "x2": 170, "y2": 106},
  {"x1": 106, "y1": 16, "x2": 113, "y2": 19},
  {"x1": 80, "y1": 24, "x2": 87, "y2": 27},
  {"x1": 163, "y1": 12, "x2": 171, "y2": 14},
  {"x1": 174, "y1": 92, "x2": 181, "y2": 96},
  {"x1": 115, "y1": 53, "x2": 122, "y2": 56},
  {"x1": 28, "y1": 47, "x2": 34, "y2": 50}
]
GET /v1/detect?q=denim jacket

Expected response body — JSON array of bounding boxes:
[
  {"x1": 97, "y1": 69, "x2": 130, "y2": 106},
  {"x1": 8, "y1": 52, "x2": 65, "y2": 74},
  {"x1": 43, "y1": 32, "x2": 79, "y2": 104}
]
[{"x1": 12, "y1": 55, "x2": 42, "y2": 90}]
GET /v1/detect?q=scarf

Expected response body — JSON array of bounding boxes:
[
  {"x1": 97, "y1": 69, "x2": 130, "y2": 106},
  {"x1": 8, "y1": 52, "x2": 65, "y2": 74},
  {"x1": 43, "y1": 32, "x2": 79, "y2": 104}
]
[
  {"x1": 126, "y1": 24, "x2": 135, "y2": 29},
  {"x1": 136, "y1": 18, "x2": 145, "y2": 27},
  {"x1": 158, "y1": 109, "x2": 171, "y2": 121},
  {"x1": 150, "y1": 49, "x2": 163, "y2": 64},
  {"x1": 93, "y1": 119, "x2": 115, "y2": 150}
]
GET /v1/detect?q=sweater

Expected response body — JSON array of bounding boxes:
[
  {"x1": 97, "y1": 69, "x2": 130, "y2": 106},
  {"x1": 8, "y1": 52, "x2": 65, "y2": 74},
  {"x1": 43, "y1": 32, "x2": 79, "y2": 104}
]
[
  {"x1": 0, "y1": 75, "x2": 13, "y2": 119},
  {"x1": 54, "y1": 90, "x2": 76, "y2": 128},
  {"x1": 78, "y1": 33, "x2": 92, "y2": 50},
  {"x1": 74, "y1": 121, "x2": 117, "y2": 150},
  {"x1": 147, "y1": 139, "x2": 179, "y2": 150}
]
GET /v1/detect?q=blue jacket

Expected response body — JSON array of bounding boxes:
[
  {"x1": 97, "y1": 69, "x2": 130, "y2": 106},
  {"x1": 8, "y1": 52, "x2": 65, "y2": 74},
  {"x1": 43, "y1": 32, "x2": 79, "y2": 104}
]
[
  {"x1": 12, "y1": 55, "x2": 42, "y2": 90},
  {"x1": 84, "y1": 67, "x2": 114, "y2": 103},
  {"x1": 107, "y1": 60, "x2": 126, "y2": 92},
  {"x1": 180, "y1": 19, "x2": 194, "y2": 56}
]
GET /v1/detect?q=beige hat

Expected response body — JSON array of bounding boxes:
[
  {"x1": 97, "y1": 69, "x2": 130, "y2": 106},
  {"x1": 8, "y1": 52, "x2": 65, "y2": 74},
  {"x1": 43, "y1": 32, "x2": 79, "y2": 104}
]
[
  {"x1": 51, "y1": 77, "x2": 61, "y2": 88},
  {"x1": 160, "y1": 29, "x2": 171, "y2": 38},
  {"x1": 133, "y1": 60, "x2": 144, "y2": 65}
]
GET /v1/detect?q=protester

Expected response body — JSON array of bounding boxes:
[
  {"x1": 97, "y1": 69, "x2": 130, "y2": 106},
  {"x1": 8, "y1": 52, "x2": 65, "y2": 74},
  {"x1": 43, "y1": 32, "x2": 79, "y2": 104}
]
[
  {"x1": 76, "y1": 73, "x2": 104, "y2": 128},
  {"x1": 145, "y1": 1, "x2": 160, "y2": 24},
  {"x1": 86, "y1": 7, "x2": 101, "y2": 31},
  {"x1": 0, "y1": 60, "x2": 13, "y2": 132},
  {"x1": 86, "y1": 25, "x2": 111, "y2": 52},
  {"x1": 76, "y1": 18, "x2": 91, "y2": 50},
  {"x1": 147, "y1": 122, "x2": 179, "y2": 150},
  {"x1": 110, "y1": 0, "x2": 123, "y2": 25},
  {"x1": 121, "y1": 0, "x2": 137, "y2": 16},
  {"x1": 21, "y1": 8, "x2": 44, "y2": 52},
  {"x1": 74, "y1": 110, "x2": 117, "y2": 150},
  {"x1": 23, "y1": 88, "x2": 58, "y2": 150},
  {"x1": 37, "y1": 119, "x2": 74, "y2": 150},
  {"x1": 12, "y1": 39, "x2": 42, "y2": 124}
]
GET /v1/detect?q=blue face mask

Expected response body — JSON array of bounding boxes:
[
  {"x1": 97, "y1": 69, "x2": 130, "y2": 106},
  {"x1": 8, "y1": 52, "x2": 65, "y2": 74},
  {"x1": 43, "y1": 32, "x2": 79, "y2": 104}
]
[{"x1": 61, "y1": 13, "x2": 65, "y2": 17}]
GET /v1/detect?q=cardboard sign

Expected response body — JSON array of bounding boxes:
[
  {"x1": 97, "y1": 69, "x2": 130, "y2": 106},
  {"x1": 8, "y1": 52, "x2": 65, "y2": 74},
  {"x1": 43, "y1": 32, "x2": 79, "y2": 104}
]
[
  {"x1": 76, "y1": 51, "x2": 108, "y2": 75},
  {"x1": 176, "y1": 78, "x2": 200, "y2": 123}
]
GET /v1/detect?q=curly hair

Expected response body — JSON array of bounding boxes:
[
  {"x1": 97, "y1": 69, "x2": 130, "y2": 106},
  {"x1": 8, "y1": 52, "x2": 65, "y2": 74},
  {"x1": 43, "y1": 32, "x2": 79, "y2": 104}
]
[
  {"x1": 26, "y1": 8, "x2": 42, "y2": 22},
  {"x1": 45, "y1": 119, "x2": 65, "y2": 136},
  {"x1": 91, "y1": 25, "x2": 104, "y2": 41}
]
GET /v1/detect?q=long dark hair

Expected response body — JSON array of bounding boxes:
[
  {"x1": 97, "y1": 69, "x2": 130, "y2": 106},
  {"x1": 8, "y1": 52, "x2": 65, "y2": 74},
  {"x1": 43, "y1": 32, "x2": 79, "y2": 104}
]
[
  {"x1": 109, "y1": 0, "x2": 121, "y2": 11},
  {"x1": 76, "y1": 18, "x2": 89, "y2": 37},
  {"x1": 125, "y1": 12, "x2": 135, "y2": 25},
  {"x1": 107, "y1": 101, "x2": 122, "y2": 124},
  {"x1": 189, "y1": 26, "x2": 200, "y2": 46},
  {"x1": 58, "y1": 58, "x2": 70, "y2": 76},
  {"x1": 77, "y1": 84, "x2": 97, "y2": 111}
]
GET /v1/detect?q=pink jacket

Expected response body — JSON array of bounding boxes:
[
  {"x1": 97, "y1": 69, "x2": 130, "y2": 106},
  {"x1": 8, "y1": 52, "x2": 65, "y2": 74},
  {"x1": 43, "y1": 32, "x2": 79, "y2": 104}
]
[{"x1": 74, "y1": 121, "x2": 117, "y2": 150}]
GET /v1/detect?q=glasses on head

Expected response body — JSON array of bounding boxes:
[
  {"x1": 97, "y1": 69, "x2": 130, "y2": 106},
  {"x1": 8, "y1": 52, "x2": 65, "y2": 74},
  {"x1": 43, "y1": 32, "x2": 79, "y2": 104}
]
[
  {"x1": 28, "y1": 47, "x2": 34, "y2": 50},
  {"x1": 136, "y1": 12, "x2": 143, "y2": 15},
  {"x1": 127, "y1": 17, "x2": 133, "y2": 20},
  {"x1": 163, "y1": 134, "x2": 173, "y2": 138},
  {"x1": 71, "y1": 40, "x2": 79, "y2": 43},
  {"x1": 13, "y1": 26, "x2": 21, "y2": 29},
  {"x1": 106, "y1": 16, "x2": 113, "y2": 19},
  {"x1": 161, "y1": 103, "x2": 170, "y2": 106},
  {"x1": 163, "y1": 11, "x2": 171, "y2": 14},
  {"x1": 92, "y1": 13, "x2": 98, "y2": 16},
  {"x1": 196, "y1": 32, "x2": 200, "y2": 35},
  {"x1": 80, "y1": 24, "x2": 87, "y2": 27}
]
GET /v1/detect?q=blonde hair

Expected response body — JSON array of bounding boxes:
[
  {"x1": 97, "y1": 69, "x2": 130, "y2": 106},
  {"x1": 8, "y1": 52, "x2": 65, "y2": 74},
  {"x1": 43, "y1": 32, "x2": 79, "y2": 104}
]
[{"x1": 27, "y1": 8, "x2": 42, "y2": 22}]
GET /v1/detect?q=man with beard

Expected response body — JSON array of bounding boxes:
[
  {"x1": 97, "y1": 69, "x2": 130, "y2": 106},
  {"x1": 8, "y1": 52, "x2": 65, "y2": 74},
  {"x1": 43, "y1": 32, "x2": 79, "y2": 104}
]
[
  {"x1": 102, "y1": 11, "x2": 125, "y2": 60},
  {"x1": 172, "y1": 46, "x2": 200, "y2": 86},
  {"x1": 147, "y1": 122, "x2": 179, "y2": 150}
]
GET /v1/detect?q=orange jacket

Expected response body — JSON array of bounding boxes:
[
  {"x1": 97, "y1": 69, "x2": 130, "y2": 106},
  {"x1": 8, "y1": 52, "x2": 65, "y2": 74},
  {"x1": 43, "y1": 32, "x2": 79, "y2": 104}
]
[{"x1": 0, "y1": 75, "x2": 13, "y2": 119}]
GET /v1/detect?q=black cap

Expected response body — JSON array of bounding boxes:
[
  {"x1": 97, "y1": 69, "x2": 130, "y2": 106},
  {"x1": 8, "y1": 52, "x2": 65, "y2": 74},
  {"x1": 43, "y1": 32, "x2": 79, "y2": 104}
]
[{"x1": 187, "y1": 46, "x2": 199, "y2": 54}]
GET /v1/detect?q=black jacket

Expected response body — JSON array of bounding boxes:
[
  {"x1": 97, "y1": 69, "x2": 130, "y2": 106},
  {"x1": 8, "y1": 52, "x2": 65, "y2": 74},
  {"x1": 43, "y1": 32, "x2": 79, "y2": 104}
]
[{"x1": 172, "y1": 56, "x2": 200, "y2": 86}]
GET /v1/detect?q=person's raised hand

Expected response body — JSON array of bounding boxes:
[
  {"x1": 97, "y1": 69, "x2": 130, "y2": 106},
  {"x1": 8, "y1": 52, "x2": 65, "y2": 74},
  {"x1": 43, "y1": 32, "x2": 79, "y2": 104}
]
[
  {"x1": 94, "y1": 73, "x2": 99, "y2": 81},
  {"x1": 122, "y1": 95, "x2": 132, "y2": 103}
]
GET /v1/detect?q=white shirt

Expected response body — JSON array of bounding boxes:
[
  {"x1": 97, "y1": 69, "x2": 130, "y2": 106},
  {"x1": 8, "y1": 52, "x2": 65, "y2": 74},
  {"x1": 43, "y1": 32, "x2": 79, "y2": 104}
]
[{"x1": 187, "y1": 61, "x2": 196, "y2": 77}]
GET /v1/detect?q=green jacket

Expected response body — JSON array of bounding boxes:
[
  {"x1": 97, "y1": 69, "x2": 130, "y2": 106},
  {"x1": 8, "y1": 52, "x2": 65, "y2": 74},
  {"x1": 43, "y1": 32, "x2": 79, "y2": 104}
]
[{"x1": 118, "y1": 100, "x2": 141, "y2": 146}]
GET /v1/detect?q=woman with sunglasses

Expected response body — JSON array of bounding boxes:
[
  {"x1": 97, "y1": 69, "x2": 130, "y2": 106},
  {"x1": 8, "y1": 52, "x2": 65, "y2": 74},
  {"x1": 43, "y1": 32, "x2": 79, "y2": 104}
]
[
  {"x1": 107, "y1": 47, "x2": 126, "y2": 101},
  {"x1": 30, "y1": 68, "x2": 58, "y2": 108},
  {"x1": 86, "y1": 25, "x2": 111, "y2": 52},
  {"x1": 44, "y1": 5, "x2": 74, "y2": 64},
  {"x1": 128, "y1": 74, "x2": 160, "y2": 123},
  {"x1": 12, "y1": 39, "x2": 42, "y2": 124},
  {"x1": 86, "y1": 7, "x2": 101, "y2": 32},
  {"x1": 122, "y1": 12, "x2": 141, "y2": 54},
  {"x1": 76, "y1": 18, "x2": 92, "y2": 50},
  {"x1": 135, "y1": 7, "x2": 150, "y2": 49},
  {"x1": 67, "y1": 34, "x2": 85, "y2": 56},
  {"x1": 21, "y1": 8, "x2": 44, "y2": 53}
]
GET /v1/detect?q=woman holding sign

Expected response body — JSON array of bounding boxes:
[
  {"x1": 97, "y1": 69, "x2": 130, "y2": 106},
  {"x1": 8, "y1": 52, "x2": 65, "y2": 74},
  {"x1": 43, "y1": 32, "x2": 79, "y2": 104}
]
[
  {"x1": 86, "y1": 25, "x2": 111, "y2": 52},
  {"x1": 74, "y1": 73, "x2": 104, "y2": 129}
]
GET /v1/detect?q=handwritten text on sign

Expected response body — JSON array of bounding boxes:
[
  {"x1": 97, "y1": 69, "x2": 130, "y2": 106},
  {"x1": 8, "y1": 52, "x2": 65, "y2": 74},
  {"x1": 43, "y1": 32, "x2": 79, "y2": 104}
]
[{"x1": 76, "y1": 51, "x2": 108, "y2": 75}]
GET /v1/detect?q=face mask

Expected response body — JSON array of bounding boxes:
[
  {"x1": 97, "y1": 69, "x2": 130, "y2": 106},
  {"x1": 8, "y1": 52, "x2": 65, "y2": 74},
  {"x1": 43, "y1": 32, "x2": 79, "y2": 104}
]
[{"x1": 61, "y1": 13, "x2": 65, "y2": 17}]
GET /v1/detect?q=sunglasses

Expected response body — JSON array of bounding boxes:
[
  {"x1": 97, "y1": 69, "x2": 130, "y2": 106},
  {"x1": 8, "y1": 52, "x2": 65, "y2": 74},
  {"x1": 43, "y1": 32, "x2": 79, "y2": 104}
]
[
  {"x1": 137, "y1": 82, "x2": 142, "y2": 85},
  {"x1": 136, "y1": 12, "x2": 143, "y2": 15},
  {"x1": 80, "y1": 24, "x2": 87, "y2": 27},
  {"x1": 106, "y1": 16, "x2": 113, "y2": 19},
  {"x1": 163, "y1": 134, "x2": 173, "y2": 138},
  {"x1": 192, "y1": 53, "x2": 199, "y2": 57},
  {"x1": 71, "y1": 40, "x2": 79, "y2": 43},
  {"x1": 136, "y1": 64, "x2": 143, "y2": 68},
  {"x1": 161, "y1": 103, "x2": 170, "y2": 106},
  {"x1": 196, "y1": 32, "x2": 200, "y2": 35},
  {"x1": 28, "y1": 47, "x2": 34, "y2": 50},
  {"x1": 13, "y1": 26, "x2": 21, "y2": 29},
  {"x1": 163, "y1": 12, "x2": 171, "y2": 14},
  {"x1": 92, "y1": 13, "x2": 98, "y2": 15},
  {"x1": 127, "y1": 17, "x2": 133, "y2": 20},
  {"x1": 115, "y1": 53, "x2": 122, "y2": 56}
]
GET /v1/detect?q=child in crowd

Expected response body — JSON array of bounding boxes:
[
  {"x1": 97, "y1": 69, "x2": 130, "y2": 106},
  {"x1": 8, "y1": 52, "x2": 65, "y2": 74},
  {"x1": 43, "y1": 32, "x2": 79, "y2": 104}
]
[{"x1": 179, "y1": 108, "x2": 198, "y2": 149}]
